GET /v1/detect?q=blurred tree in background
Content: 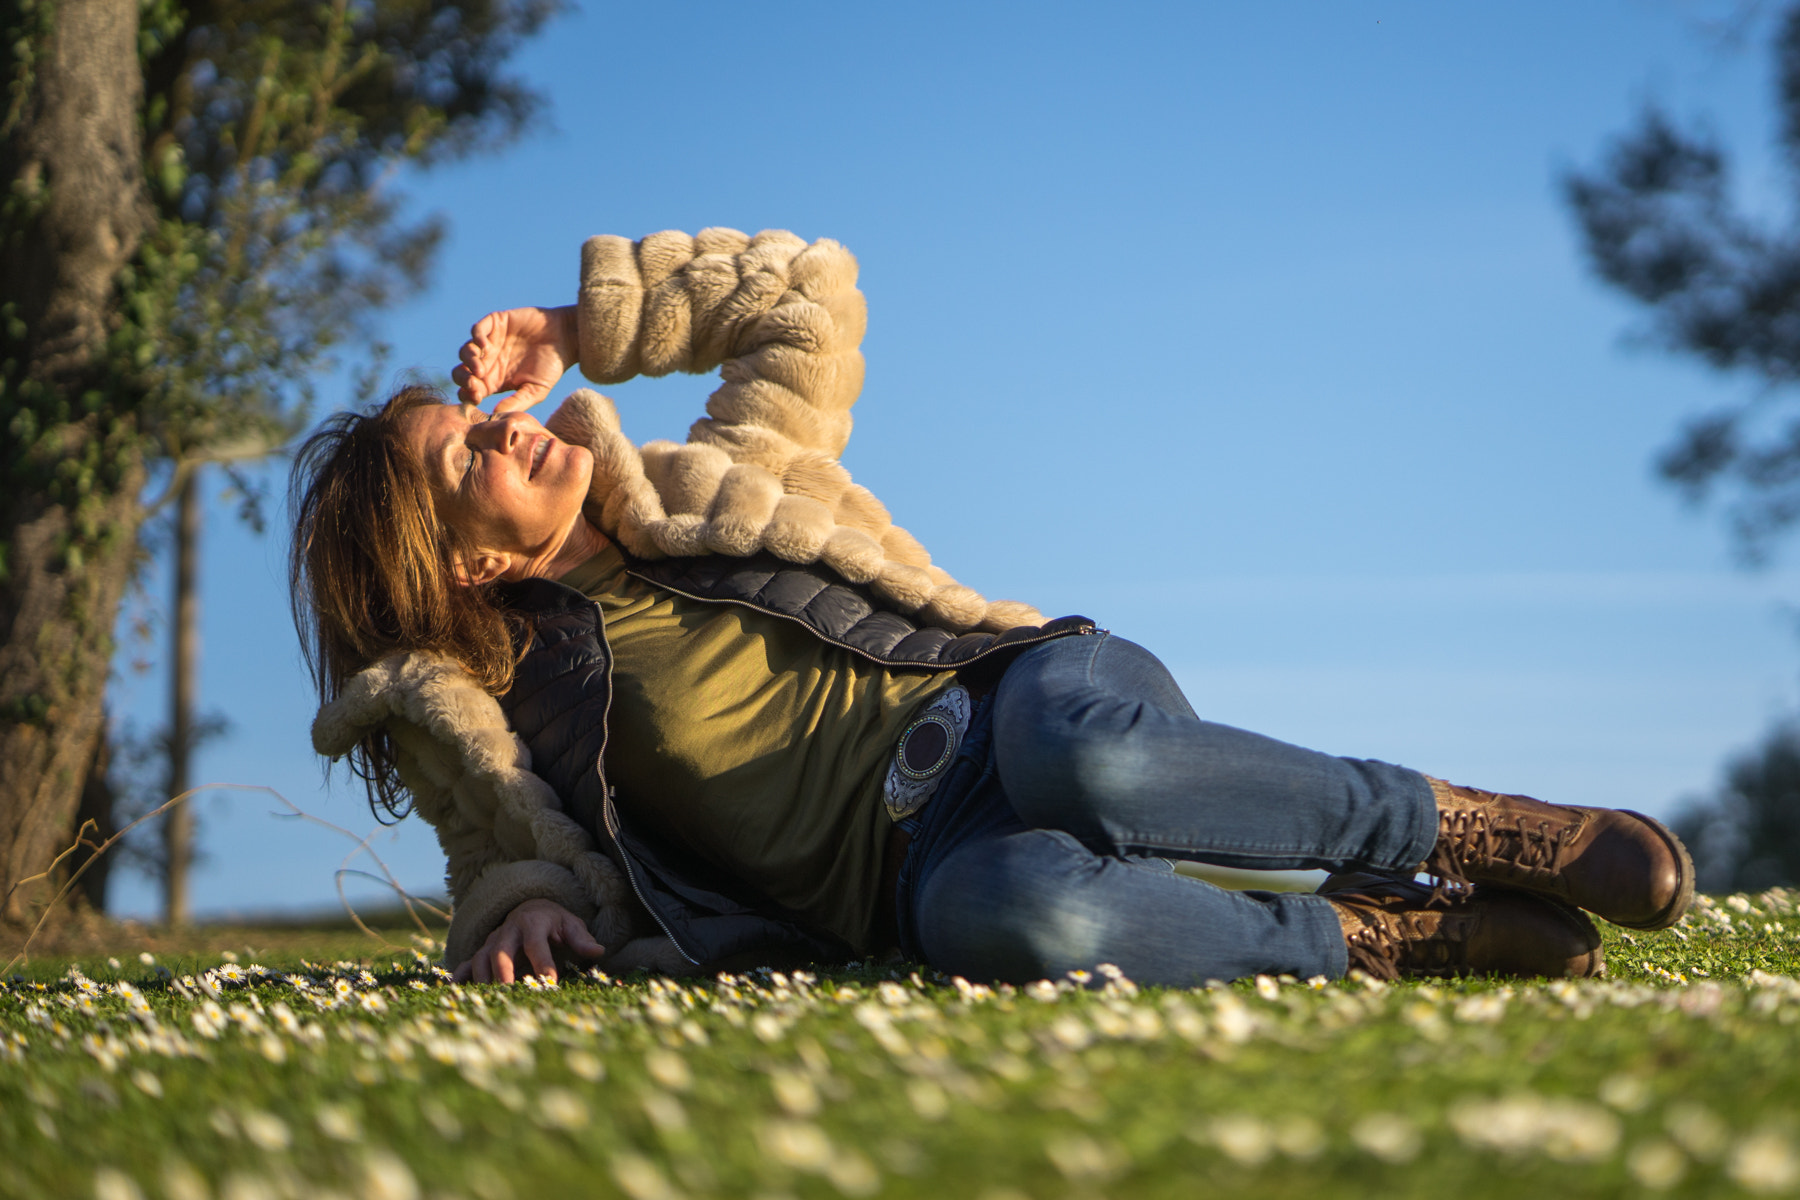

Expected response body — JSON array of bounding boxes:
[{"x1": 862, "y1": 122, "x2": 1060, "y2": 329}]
[
  {"x1": 1566, "y1": 3, "x2": 1800, "y2": 888},
  {"x1": 1673, "y1": 723, "x2": 1800, "y2": 893},
  {"x1": 0, "y1": 0, "x2": 558, "y2": 927}
]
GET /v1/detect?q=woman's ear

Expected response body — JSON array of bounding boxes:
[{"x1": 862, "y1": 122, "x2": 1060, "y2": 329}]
[{"x1": 454, "y1": 550, "x2": 512, "y2": 588}]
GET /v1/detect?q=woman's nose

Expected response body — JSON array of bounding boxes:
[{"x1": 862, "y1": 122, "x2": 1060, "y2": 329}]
[{"x1": 473, "y1": 414, "x2": 526, "y2": 449}]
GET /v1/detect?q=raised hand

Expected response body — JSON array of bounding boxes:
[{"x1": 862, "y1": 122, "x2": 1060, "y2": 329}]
[{"x1": 452, "y1": 305, "x2": 579, "y2": 414}]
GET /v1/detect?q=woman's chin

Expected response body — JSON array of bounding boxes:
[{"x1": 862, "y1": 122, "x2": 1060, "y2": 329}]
[{"x1": 541, "y1": 444, "x2": 596, "y2": 528}]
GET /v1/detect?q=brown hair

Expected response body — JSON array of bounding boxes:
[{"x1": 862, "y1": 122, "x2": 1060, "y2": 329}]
[{"x1": 289, "y1": 385, "x2": 523, "y2": 818}]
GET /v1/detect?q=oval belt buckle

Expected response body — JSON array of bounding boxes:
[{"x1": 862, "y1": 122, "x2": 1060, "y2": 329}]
[{"x1": 884, "y1": 686, "x2": 972, "y2": 820}]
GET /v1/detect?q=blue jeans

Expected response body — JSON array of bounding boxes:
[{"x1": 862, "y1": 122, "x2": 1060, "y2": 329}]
[{"x1": 894, "y1": 633, "x2": 1438, "y2": 986}]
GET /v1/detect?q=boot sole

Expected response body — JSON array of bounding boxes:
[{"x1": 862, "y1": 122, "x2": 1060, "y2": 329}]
[{"x1": 1605, "y1": 809, "x2": 1696, "y2": 932}]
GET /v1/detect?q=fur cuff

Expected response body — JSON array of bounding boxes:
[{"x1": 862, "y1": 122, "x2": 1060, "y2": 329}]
[
  {"x1": 444, "y1": 860, "x2": 686, "y2": 977},
  {"x1": 444, "y1": 860, "x2": 596, "y2": 970}
]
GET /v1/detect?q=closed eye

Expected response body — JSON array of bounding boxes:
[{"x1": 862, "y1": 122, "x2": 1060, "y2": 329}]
[{"x1": 456, "y1": 406, "x2": 485, "y2": 489}]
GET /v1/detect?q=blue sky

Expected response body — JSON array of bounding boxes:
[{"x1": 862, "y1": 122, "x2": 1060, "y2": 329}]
[{"x1": 104, "y1": 1, "x2": 1800, "y2": 918}]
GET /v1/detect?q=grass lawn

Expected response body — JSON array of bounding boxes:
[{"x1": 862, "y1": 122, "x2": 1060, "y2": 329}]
[{"x1": 4, "y1": 891, "x2": 1800, "y2": 1200}]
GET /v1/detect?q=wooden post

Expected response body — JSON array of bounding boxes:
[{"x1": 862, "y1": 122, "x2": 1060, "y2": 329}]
[{"x1": 163, "y1": 469, "x2": 201, "y2": 927}]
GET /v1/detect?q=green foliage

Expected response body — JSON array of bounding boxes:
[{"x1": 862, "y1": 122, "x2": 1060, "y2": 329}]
[
  {"x1": 4, "y1": 895, "x2": 1800, "y2": 1198},
  {"x1": 131, "y1": 0, "x2": 560, "y2": 467},
  {"x1": 0, "y1": 0, "x2": 559, "y2": 584},
  {"x1": 0, "y1": 0, "x2": 55, "y2": 139},
  {"x1": 1567, "y1": 5, "x2": 1800, "y2": 561}
]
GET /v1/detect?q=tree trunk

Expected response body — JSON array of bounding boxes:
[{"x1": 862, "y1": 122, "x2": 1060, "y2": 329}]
[
  {"x1": 0, "y1": 0, "x2": 150, "y2": 926},
  {"x1": 0, "y1": 494, "x2": 145, "y2": 926},
  {"x1": 70, "y1": 715, "x2": 119, "y2": 913},
  {"x1": 163, "y1": 470, "x2": 200, "y2": 926}
]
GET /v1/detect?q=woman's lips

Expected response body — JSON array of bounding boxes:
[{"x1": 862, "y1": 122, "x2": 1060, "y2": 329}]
[{"x1": 529, "y1": 436, "x2": 552, "y2": 479}]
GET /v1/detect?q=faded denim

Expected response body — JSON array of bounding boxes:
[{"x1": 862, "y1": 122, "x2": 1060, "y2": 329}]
[{"x1": 894, "y1": 633, "x2": 1438, "y2": 986}]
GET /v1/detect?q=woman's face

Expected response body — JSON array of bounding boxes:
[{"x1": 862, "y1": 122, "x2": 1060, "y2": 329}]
[{"x1": 404, "y1": 402, "x2": 593, "y2": 575}]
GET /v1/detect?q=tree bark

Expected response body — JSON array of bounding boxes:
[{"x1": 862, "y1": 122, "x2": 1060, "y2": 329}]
[
  {"x1": 0, "y1": 0, "x2": 151, "y2": 925},
  {"x1": 70, "y1": 716, "x2": 118, "y2": 913}
]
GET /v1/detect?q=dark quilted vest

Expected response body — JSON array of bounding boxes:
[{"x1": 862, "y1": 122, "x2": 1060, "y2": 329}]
[{"x1": 495, "y1": 551, "x2": 1095, "y2": 969}]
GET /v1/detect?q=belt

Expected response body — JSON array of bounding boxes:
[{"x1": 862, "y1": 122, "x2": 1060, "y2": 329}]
[
  {"x1": 882, "y1": 685, "x2": 973, "y2": 820},
  {"x1": 870, "y1": 683, "x2": 974, "y2": 953}
]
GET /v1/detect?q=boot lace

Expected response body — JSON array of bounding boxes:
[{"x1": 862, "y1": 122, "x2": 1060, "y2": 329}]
[
  {"x1": 1423, "y1": 801, "x2": 1576, "y2": 902},
  {"x1": 1341, "y1": 905, "x2": 1467, "y2": 980}
]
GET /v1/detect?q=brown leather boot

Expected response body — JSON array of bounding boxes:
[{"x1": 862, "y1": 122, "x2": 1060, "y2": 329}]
[
  {"x1": 1421, "y1": 778, "x2": 1694, "y2": 931},
  {"x1": 1321, "y1": 874, "x2": 1604, "y2": 981}
]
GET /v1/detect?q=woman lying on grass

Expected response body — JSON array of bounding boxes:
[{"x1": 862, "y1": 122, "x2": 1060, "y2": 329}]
[{"x1": 293, "y1": 228, "x2": 1694, "y2": 988}]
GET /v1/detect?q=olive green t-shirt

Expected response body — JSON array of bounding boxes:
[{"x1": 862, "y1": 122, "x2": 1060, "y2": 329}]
[{"x1": 559, "y1": 545, "x2": 952, "y2": 952}]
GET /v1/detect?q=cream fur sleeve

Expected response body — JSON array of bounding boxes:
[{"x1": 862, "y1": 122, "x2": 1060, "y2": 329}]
[
  {"x1": 311, "y1": 652, "x2": 689, "y2": 975},
  {"x1": 551, "y1": 227, "x2": 1044, "y2": 634}
]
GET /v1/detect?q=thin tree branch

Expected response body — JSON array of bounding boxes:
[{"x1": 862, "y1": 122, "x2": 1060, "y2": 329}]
[{"x1": 3, "y1": 783, "x2": 448, "y2": 974}]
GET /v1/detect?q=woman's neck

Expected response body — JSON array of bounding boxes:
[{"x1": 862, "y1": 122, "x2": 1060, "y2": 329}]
[{"x1": 509, "y1": 514, "x2": 611, "y2": 582}]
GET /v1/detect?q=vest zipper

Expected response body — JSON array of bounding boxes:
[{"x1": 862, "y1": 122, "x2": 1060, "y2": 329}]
[
  {"x1": 601, "y1": 785, "x2": 702, "y2": 966},
  {"x1": 581, "y1": 592, "x2": 703, "y2": 966}
]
